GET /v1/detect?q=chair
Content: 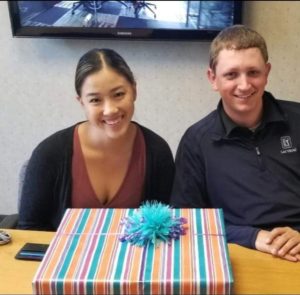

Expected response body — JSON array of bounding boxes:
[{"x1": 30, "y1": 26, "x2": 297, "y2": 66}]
[
  {"x1": 133, "y1": 0, "x2": 156, "y2": 18},
  {"x1": 71, "y1": 0, "x2": 128, "y2": 15},
  {"x1": 0, "y1": 161, "x2": 28, "y2": 229},
  {"x1": 0, "y1": 214, "x2": 18, "y2": 229},
  {"x1": 72, "y1": 0, "x2": 101, "y2": 15}
]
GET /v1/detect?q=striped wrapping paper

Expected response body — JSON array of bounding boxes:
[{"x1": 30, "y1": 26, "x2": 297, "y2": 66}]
[{"x1": 33, "y1": 208, "x2": 233, "y2": 295}]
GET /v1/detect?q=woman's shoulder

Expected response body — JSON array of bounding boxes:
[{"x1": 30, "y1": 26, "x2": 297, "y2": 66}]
[
  {"x1": 39, "y1": 124, "x2": 77, "y2": 145},
  {"x1": 134, "y1": 122, "x2": 172, "y2": 155},
  {"x1": 135, "y1": 122, "x2": 165, "y2": 142},
  {"x1": 31, "y1": 123, "x2": 80, "y2": 159}
]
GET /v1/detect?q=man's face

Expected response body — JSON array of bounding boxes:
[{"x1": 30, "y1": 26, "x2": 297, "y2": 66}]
[{"x1": 207, "y1": 48, "x2": 271, "y2": 127}]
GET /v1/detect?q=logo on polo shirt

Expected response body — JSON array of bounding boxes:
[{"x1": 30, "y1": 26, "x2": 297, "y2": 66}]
[
  {"x1": 281, "y1": 136, "x2": 292, "y2": 149},
  {"x1": 280, "y1": 136, "x2": 297, "y2": 154}
]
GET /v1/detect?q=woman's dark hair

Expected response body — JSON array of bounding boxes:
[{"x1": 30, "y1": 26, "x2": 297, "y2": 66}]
[{"x1": 75, "y1": 48, "x2": 135, "y2": 96}]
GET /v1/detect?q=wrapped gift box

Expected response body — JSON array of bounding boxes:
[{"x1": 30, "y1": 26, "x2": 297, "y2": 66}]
[{"x1": 33, "y1": 208, "x2": 233, "y2": 294}]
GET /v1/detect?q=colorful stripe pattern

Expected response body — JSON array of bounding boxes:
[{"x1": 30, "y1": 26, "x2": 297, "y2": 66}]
[{"x1": 33, "y1": 208, "x2": 233, "y2": 295}]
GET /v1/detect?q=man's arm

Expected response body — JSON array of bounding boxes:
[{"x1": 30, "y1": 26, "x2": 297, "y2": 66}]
[
  {"x1": 256, "y1": 227, "x2": 300, "y2": 262},
  {"x1": 227, "y1": 224, "x2": 300, "y2": 261},
  {"x1": 171, "y1": 132, "x2": 262, "y2": 250},
  {"x1": 170, "y1": 131, "x2": 210, "y2": 208},
  {"x1": 170, "y1": 129, "x2": 300, "y2": 262},
  {"x1": 225, "y1": 223, "x2": 260, "y2": 249}
]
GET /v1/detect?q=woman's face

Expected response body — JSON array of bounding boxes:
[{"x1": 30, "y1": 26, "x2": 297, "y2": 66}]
[{"x1": 78, "y1": 67, "x2": 136, "y2": 140}]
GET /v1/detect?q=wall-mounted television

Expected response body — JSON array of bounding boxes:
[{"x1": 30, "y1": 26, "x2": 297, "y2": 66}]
[{"x1": 8, "y1": 1, "x2": 243, "y2": 41}]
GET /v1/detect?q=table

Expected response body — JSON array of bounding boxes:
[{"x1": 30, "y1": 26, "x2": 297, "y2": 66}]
[
  {"x1": 0, "y1": 229, "x2": 53, "y2": 294},
  {"x1": 1, "y1": 229, "x2": 300, "y2": 294}
]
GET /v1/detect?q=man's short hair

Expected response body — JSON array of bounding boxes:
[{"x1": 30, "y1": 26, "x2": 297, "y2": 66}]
[{"x1": 209, "y1": 25, "x2": 268, "y2": 72}]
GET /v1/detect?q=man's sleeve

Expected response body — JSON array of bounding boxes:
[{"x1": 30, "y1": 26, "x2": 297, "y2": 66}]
[
  {"x1": 170, "y1": 131, "x2": 210, "y2": 208},
  {"x1": 225, "y1": 223, "x2": 260, "y2": 249},
  {"x1": 171, "y1": 131, "x2": 260, "y2": 250}
]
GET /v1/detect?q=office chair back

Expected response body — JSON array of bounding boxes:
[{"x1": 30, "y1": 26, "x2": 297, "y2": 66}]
[{"x1": 0, "y1": 160, "x2": 28, "y2": 229}]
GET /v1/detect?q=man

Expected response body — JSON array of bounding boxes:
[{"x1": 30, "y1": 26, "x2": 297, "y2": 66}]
[{"x1": 171, "y1": 25, "x2": 300, "y2": 262}]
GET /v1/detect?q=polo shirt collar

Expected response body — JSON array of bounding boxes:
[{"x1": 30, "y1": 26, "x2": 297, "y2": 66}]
[{"x1": 212, "y1": 91, "x2": 288, "y2": 140}]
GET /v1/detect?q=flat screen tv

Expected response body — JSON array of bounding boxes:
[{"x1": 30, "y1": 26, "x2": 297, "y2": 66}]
[{"x1": 8, "y1": 1, "x2": 243, "y2": 41}]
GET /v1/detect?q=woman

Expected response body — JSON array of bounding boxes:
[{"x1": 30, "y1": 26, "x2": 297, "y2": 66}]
[{"x1": 18, "y1": 48, "x2": 174, "y2": 231}]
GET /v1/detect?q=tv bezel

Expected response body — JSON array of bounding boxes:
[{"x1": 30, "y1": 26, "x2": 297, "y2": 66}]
[{"x1": 7, "y1": 1, "x2": 243, "y2": 41}]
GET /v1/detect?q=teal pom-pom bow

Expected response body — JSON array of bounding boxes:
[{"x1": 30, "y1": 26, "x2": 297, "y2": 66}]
[{"x1": 119, "y1": 201, "x2": 187, "y2": 247}]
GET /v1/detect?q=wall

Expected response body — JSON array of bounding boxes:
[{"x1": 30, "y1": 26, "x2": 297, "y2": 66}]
[{"x1": 1, "y1": 1, "x2": 300, "y2": 214}]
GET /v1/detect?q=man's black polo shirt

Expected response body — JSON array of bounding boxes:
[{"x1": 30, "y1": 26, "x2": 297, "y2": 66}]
[{"x1": 171, "y1": 91, "x2": 300, "y2": 248}]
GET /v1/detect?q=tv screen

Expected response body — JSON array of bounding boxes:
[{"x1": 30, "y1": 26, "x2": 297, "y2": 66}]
[{"x1": 8, "y1": 1, "x2": 243, "y2": 41}]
